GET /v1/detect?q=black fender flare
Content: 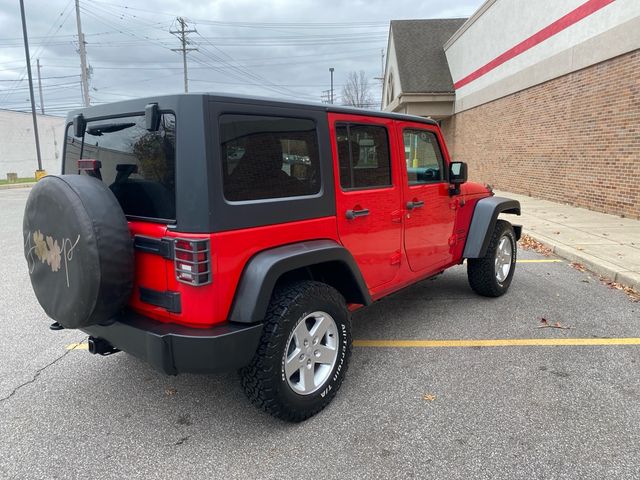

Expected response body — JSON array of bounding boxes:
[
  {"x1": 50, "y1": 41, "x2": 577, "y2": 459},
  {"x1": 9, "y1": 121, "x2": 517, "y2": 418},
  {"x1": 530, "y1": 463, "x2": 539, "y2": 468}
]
[
  {"x1": 463, "y1": 196, "x2": 521, "y2": 258},
  {"x1": 228, "y1": 239, "x2": 372, "y2": 324}
]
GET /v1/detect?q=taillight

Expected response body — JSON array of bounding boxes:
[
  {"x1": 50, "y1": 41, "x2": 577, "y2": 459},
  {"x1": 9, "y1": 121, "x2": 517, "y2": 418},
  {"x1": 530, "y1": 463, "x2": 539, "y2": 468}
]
[
  {"x1": 174, "y1": 239, "x2": 211, "y2": 286},
  {"x1": 78, "y1": 159, "x2": 101, "y2": 170}
]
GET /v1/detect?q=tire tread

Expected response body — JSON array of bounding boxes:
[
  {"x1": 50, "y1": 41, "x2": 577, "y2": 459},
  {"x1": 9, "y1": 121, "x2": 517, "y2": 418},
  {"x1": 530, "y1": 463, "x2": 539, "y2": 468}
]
[
  {"x1": 467, "y1": 220, "x2": 516, "y2": 297},
  {"x1": 240, "y1": 281, "x2": 350, "y2": 422}
]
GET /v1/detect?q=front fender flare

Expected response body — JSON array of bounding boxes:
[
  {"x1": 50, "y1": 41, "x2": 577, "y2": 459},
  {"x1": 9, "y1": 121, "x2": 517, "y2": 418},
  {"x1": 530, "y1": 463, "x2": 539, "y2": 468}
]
[{"x1": 463, "y1": 196, "x2": 521, "y2": 258}]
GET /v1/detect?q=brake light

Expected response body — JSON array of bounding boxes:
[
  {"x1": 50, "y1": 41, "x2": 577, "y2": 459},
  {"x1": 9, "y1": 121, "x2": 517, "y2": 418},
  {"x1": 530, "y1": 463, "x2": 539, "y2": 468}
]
[
  {"x1": 174, "y1": 239, "x2": 211, "y2": 285},
  {"x1": 78, "y1": 159, "x2": 101, "y2": 170}
]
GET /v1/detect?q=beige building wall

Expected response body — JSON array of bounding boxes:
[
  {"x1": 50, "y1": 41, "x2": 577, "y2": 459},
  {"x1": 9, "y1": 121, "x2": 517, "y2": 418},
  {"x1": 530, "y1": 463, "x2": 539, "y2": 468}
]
[
  {"x1": 0, "y1": 110, "x2": 65, "y2": 178},
  {"x1": 445, "y1": 0, "x2": 640, "y2": 113}
]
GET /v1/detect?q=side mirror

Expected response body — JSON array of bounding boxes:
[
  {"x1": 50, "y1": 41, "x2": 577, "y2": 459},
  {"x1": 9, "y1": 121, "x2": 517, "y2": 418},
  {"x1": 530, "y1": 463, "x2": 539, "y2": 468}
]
[
  {"x1": 73, "y1": 114, "x2": 86, "y2": 138},
  {"x1": 449, "y1": 161, "x2": 468, "y2": 185},
  {"x1": 145, "y1": 103, "x2": 161, "y2": 131}
]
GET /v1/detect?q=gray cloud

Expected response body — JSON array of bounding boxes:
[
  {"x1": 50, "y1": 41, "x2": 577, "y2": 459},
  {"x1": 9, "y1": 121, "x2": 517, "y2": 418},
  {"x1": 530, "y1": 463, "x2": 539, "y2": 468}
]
[{"x1": 0, "y1": 0, "x2": 482, "y2": 115}]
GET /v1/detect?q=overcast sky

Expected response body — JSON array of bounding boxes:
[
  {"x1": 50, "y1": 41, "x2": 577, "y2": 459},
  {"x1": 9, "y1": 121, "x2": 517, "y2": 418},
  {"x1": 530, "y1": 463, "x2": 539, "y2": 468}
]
[{"x1": 0, "y1": 0, "x2": 483, "y2": 116}]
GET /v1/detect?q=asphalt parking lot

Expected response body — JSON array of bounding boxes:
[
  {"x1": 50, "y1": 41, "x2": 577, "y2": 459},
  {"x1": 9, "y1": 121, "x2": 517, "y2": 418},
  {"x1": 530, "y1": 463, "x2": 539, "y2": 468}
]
[{"x1": 1, "y1": 187, "x2": 639, "y2": 479}]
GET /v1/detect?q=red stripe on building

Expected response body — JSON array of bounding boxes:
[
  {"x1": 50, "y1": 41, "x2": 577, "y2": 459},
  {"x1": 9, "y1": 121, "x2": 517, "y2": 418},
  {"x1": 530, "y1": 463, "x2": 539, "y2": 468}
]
[{"x1": 453, "y1": 0, "x2": 616, "y2": 90}]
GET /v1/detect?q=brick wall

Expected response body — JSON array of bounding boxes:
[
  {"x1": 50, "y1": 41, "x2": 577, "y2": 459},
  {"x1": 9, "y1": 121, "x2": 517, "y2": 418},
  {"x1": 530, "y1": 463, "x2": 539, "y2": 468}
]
[{"x1": 441, "y1": 49, "x2": 640, "y2": 219}]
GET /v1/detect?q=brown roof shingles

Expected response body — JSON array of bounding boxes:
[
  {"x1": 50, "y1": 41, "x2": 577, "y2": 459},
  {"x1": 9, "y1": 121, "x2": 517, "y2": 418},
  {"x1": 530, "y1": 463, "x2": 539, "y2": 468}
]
[{"x1": 390, "y1": 18, "x2": 467, "y2": 94}]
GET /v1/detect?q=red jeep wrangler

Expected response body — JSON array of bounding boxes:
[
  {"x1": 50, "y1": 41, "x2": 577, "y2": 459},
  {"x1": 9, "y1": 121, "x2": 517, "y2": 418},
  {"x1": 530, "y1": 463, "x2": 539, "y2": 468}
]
[{"x1": 23, "y1": 94, "x2": 521, "y2": 421}]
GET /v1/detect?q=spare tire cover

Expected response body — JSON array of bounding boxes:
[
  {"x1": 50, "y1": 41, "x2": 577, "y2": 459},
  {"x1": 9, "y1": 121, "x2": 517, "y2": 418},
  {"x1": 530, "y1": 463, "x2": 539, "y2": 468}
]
[{"x1": 23, "y1": 175, "x2": 134, "y2": 328}]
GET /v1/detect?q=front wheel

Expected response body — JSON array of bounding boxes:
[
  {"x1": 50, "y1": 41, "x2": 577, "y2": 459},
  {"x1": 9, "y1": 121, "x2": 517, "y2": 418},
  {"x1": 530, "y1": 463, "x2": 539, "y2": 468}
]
[
  {"x1": 467, "y1": 219, "x2": 517, "y2": 297},
  {"x1": 240, "y1": 281, "x2": 352, "y2": 422}
]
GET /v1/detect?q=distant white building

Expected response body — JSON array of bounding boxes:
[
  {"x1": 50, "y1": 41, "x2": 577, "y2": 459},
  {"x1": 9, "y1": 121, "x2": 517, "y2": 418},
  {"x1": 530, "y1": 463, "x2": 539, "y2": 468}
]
[{"x1": 0, "y1": 109, "x2": 65, "y2": 179}]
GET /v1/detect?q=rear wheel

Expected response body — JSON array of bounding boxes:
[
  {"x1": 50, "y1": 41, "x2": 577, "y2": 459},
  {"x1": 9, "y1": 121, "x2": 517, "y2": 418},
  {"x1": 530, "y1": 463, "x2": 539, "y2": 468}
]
[
  {"x1": 467, "y1": 220, "x2": 517, "y2": 297},
  {"x1": 240, "y1": 281, "x2": 351, "y2": 422}
]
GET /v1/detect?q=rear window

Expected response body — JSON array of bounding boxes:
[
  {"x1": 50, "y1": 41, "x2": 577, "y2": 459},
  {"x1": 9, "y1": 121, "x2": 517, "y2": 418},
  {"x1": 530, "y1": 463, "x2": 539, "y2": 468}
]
[
  {"x1": 63, "y1": 113, "x2": 176, "y2": 221},
  {"x1": 220, "y1": 114, "x2": 321, "y2": 202}
]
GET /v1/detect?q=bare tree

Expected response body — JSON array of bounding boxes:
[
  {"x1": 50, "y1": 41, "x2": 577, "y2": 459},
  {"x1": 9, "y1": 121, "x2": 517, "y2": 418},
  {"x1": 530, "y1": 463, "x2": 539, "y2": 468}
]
[{"x1": 341, "y1": 71, "x2": 374, "y2": 108}]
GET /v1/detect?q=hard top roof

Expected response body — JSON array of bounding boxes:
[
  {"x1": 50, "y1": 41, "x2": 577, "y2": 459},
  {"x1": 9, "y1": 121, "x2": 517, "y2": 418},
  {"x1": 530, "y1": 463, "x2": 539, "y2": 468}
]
[{"x1": 67, "y1": 92, "x2": 438, "y2": 126}]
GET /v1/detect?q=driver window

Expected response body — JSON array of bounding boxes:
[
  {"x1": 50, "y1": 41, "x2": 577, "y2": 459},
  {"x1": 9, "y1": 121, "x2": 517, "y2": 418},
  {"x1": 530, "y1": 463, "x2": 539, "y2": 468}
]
[{"x1": 402, "y1": 129, "x2": 444, "y2": 185}]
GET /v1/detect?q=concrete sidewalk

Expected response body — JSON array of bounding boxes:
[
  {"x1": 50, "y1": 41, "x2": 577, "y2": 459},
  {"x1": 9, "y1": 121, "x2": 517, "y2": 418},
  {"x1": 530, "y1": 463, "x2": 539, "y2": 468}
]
[{"x1": 496, "y1": 190, "x2": 640, "y2": 290}]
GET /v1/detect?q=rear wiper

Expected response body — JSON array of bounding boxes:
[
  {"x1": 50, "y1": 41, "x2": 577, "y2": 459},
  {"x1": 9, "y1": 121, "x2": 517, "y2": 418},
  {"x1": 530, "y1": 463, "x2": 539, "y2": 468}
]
[{"x1": 86, "y1": 122, "x2": 136, "y2": 136}]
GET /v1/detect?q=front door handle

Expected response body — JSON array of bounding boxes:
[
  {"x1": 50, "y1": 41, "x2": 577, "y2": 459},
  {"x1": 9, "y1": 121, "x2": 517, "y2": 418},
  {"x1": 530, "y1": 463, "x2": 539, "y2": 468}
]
[
  {"x1": 406, "y1": 200, "x2": 424, "y2": 210},
  {"x1": 345, "y1": 208, "x2": 370, "y2": 220}
]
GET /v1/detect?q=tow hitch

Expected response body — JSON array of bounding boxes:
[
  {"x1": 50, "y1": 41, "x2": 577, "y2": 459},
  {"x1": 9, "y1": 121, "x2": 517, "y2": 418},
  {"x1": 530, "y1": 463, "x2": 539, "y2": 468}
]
[{"x1": 88, "y1": 336, "x2": 120, "y2": 356}]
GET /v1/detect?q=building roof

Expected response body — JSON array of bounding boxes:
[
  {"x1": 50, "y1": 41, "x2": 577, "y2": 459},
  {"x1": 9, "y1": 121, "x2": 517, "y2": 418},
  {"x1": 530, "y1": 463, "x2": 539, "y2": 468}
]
[{"x1": 390, "y1": 18, "x2": 467, "y2": 94}]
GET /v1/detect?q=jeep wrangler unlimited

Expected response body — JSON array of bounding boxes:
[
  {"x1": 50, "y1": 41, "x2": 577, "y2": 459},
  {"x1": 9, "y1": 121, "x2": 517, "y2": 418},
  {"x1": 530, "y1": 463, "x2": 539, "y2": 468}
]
[{"x1": 23, "y1": 94, "x2": 521, "y2": 421}]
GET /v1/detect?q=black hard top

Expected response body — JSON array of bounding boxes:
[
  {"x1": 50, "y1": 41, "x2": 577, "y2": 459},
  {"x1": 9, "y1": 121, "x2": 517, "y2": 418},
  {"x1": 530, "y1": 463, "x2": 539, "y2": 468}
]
[{"x1": 66, "y1": 92, "x2": 438, "y2": 126}]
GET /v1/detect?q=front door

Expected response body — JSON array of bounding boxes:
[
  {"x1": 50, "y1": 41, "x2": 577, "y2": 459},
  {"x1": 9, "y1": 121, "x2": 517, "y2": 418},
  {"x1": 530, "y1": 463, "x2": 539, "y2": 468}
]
[
  {"x1": 397, "y1": 123, "x2": 456, "y2": 273},
  {"x1": 330, "y1": 113, "x2": 402, "y2": 290}
]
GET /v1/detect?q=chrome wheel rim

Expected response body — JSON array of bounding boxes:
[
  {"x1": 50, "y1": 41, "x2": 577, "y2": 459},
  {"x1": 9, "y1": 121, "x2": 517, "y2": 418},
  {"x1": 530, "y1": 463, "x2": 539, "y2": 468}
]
[
  {"x1": 283, "y1": 311, "x2": 338, "y2": 396},
  {"x1": 495, "y1": 235, "x2": 513, "y2": 283}
]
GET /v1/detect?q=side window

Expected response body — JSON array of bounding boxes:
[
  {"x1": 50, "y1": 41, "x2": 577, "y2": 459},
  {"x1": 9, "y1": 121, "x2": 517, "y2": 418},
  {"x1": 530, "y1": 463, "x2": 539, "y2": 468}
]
[
  {"x1": 220, "y1": 114, "x2": 320, "y2": 202},
  {"x1": 403, "y1": 129, "x2": 444, "y2": 185},
  {"x1": 336, "y1": 123, "x2": 391, "y2": 190}
]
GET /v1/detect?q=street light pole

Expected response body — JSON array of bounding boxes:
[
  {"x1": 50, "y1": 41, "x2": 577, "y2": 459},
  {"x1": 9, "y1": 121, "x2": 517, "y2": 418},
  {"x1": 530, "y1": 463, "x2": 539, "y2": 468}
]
[
  {"x1": 19, "y1": 0, "x2": 42, "y2": 173},
  {"x1": 329, "y1": 67, "x2": 334, "y2": 105}
]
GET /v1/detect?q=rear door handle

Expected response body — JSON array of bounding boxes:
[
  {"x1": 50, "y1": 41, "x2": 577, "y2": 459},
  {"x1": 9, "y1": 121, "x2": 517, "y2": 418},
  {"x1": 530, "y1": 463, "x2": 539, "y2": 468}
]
[
  {"x1": 345, "y1": 208, "x2": 370, "y2": 220},
  {"x1": 406, "y1": 200, "x2": 424, "y2": 210}
]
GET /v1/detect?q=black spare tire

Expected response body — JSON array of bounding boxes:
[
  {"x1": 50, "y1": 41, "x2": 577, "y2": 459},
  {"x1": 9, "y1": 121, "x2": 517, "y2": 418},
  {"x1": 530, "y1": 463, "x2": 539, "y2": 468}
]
[{"x1": 23, "y1": 175, "x2": 134, "y2": 329}]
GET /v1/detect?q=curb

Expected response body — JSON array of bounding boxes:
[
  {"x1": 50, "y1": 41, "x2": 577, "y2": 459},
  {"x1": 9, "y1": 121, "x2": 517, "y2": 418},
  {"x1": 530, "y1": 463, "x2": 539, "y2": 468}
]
[
  {"x1": 0, "y1": 182, "x2": 36, "y2": 190},
  {"x1": 523, "y1": 230, "x2": 640, "y2": 291}
]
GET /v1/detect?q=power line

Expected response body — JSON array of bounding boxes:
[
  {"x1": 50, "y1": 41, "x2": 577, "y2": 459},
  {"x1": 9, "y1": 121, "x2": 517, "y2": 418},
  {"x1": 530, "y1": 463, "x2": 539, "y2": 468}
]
[
  {"x1": 0, "y1": 0, "x2": 74, "y2": 107},
  {"x1": 192, "y1": 29, "x2": 313, "y2": 100}
]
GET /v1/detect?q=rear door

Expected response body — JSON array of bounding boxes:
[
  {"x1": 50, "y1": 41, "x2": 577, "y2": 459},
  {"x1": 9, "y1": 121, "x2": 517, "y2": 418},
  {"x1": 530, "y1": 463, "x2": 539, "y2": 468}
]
[
  {"x1": 329, "y1": 113, "x2": 402, "y2": 290},
  {"x1": 63, "y1": 112, "x2": 176, "y2": 314},
  {"x1": 396, "y1": 121, "x2": 456, "y2": 273}
]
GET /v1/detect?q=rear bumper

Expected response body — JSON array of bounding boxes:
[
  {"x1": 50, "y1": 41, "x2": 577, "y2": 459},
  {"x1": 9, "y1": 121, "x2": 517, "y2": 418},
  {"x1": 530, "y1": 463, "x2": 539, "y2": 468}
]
[{"x1": 81, "y1": 310, "x2": 263, "y2": 375}]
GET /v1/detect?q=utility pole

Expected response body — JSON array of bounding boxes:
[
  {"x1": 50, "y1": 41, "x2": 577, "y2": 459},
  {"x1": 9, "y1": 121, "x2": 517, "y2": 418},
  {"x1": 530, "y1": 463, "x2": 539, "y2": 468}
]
[
  {"x1": 171, "y1": 18, "x2": 197, "y2": 93},
  {"x1": 74, "y1": 0, "x2": 90, "y2": 106},
  {"x1": 329, "y1": 67, "x2": 334, "y2": 104},
  {"x1": 36, "y1": 58, "x2": 44, "y2": 114},
  {"x1": 374, "y1": 49, "x2": 385, "y2": 110},
  {"x1": 19, "y1": 0, "x2": 42, "y2": 173}
]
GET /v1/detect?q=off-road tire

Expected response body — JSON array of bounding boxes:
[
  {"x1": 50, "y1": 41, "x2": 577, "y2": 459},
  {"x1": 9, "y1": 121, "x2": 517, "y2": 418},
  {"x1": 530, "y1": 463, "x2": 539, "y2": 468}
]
[
  {"x1": 240, "y1": 281, "x2": 352, "y2": 422},
  {"x1": 467, "y1": 219, "x2": 517, "y2": 297}
]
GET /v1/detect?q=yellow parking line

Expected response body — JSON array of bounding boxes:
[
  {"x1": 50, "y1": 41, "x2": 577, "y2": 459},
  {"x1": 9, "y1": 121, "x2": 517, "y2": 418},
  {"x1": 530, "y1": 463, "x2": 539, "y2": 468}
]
[
  {"x1": 463, "y1": 259, "x2": 562, "y2": 264},
  {"x1": 66, "y1": 342, "x2": 88, "y2": 350},
  {"x1": 517, "y1": 259, "x2": 563, "y2": 263},
  {"x1": 354, "y1": 338, "x2": 640, "y2": 348}
]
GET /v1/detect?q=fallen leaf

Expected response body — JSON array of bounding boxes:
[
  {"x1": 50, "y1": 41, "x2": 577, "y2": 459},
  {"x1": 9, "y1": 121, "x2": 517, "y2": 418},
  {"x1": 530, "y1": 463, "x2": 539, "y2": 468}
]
[
  {"x1": 538, "y1": 318, "x2": 571, "y2": 329},
  {"x1": 600, "y1": 277, "x2": 640, "y2": 302},
  {"x1": 518, "y1": 235, "x2": 552, "y2": 256}
]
